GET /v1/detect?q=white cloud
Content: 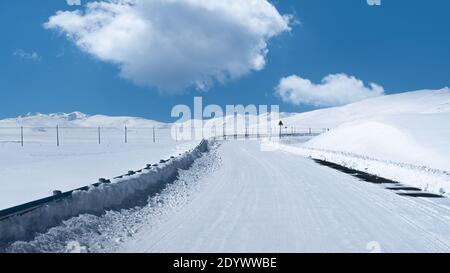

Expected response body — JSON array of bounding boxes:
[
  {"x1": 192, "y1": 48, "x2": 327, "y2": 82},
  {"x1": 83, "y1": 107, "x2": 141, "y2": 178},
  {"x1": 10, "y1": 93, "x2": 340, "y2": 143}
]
[
  {"x1": 66, "y1": 0, "x2": 81, "y2": 6},
  {"x1": 45, "y1": 0, "x2": 291, "y2": 93},
  {"x1": 13, "y1": 49, "x2": 42, "y2": 61},
  {"x1": 276, "y1": 74, "x2": 385, "y2": 107}
]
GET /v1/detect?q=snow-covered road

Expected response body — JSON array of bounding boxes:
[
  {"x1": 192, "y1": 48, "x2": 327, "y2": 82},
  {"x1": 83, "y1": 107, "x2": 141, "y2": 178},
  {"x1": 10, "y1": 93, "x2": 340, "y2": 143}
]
[{"x1": 122, "y1": 140, "x2": 450, "y2": 253}]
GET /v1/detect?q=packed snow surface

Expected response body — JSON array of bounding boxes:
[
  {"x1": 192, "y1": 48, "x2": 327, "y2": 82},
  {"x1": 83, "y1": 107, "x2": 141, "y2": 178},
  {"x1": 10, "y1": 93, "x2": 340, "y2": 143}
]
[
  {"x1": 120, "y1": 141, "x2": 450, "y2": 252},
  {"x1": 5, "y1": 141, "x2": 450, "y2": 253}
]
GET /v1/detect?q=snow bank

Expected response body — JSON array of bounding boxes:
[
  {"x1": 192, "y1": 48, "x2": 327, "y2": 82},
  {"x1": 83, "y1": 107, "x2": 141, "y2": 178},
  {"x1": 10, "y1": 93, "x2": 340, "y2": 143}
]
[
  {"x1": 267, "y1": 141, "x2": 450, "y2": 197},
  {"x1": 0, "y1": 140, "x2": 210, "y2": 246},
  {"x1": 306, "y1": 113, "x2": 450, "y2": 171},
  {"x1": 5, "y1": 142, "x2": 221, "y2": 253}
]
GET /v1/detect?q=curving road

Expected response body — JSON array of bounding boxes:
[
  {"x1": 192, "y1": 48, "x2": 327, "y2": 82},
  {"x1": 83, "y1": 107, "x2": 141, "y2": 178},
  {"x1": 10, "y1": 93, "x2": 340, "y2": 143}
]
[{"x1": 122, "y1": 140, "x2": 450, "y2": 253}]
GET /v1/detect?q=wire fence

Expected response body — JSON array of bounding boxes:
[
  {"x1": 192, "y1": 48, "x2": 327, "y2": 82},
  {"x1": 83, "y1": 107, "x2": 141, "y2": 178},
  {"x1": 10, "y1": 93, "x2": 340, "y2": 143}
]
[
  {"x1": 0, "y1": 126, "x2": 168, "y2": 146},
  {"x1": 0, "y1": 126, "x2": 330, "y2": 146}
]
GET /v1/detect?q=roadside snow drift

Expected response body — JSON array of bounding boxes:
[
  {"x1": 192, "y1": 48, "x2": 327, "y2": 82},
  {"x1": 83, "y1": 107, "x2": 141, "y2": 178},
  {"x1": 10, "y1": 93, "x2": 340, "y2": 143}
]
[
  {"x1": 305, "y1": 114, "x2": 450, "y2": 171},
  {"x1": 0, "y1": 140, "x2": 210, "y2": 246}
]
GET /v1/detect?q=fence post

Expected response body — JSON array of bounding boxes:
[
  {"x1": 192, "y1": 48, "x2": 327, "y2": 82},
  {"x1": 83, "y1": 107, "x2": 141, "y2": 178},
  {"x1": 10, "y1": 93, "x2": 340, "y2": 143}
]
[
  {"x1": 175, "y1": 126, "x2": 178, "y2": 142},
  {"x1": 125, "y1": 126, "x2": 128, "y2": 144},
  {"x1": 152, "y1": 127, "x2": 156, "y2": 143},
  {"x1": 98, "y1": 126, "x2": 101, "y2": 144},
  {"x1": 56, "y1": 125, "x2": 60, "y2": 147},
  {"x1": 20, "y1": 126, "x2": 24, "y2": 147},
  {"x1": 223, "y1": 122, "x2": 226, "y2": 140}
]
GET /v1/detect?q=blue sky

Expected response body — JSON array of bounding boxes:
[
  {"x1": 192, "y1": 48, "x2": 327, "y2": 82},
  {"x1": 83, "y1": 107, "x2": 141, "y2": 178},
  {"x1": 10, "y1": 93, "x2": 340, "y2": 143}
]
[{"x1": 0, "y1": 0, "x2": 449, "y2": 122}]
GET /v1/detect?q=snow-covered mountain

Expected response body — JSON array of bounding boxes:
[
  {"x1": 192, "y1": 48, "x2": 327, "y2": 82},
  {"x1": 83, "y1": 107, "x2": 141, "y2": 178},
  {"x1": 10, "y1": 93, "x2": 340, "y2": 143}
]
[
  {"x1": 0, "y1": 112, "x2": 170, "y2": 128},
  {"x1": 2, "y1": 87, "x2": 449, "y2": 131},
  {"x1": 2, "y1": 87, "x2": 449, "y2": 132}
]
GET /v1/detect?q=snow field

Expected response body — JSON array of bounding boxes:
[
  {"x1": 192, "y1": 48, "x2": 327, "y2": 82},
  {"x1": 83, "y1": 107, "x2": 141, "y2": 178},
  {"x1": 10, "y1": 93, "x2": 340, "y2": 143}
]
[{"x1": 0, "y1": 140, "x2": 210, "y2": 247}]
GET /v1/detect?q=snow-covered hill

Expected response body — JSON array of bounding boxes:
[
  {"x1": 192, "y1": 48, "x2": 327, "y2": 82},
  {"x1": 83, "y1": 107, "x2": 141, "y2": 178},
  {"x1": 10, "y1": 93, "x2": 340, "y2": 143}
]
[
  {"x1": 0, "y1": 112, "x2": 170, "y2": 128},
  {"x1": 289, "y1": 88, "x2": 450, "y2": 169},
  {"x1": 277, "y1": 87, "x2": 450, "y2": 197},
  {"x1": 283, "y1": 87, "x2": 450, "y2": 128}
]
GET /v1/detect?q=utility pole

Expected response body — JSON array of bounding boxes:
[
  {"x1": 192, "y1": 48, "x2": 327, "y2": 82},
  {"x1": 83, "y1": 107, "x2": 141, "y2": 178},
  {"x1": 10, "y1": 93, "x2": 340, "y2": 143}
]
[
  {"x1": 98, "y1": 126, "x2": 101, "y2": 144},
  {"x1": 125, "y1": 126, "x2": 128, "y2": 144}
]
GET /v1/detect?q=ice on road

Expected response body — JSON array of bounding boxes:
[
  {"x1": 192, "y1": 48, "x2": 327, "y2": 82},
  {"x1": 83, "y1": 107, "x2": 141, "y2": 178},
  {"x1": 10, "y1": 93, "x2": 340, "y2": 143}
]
[{"x1": 122, "y1": 140, "x2": 450, "y2": 253}]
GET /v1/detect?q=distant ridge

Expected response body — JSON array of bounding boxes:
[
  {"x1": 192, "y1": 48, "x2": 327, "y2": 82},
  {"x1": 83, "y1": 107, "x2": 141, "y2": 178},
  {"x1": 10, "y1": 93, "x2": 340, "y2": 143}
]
[{"x1": 1, "y1": 112, "x2": 170, "y2": 128}]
